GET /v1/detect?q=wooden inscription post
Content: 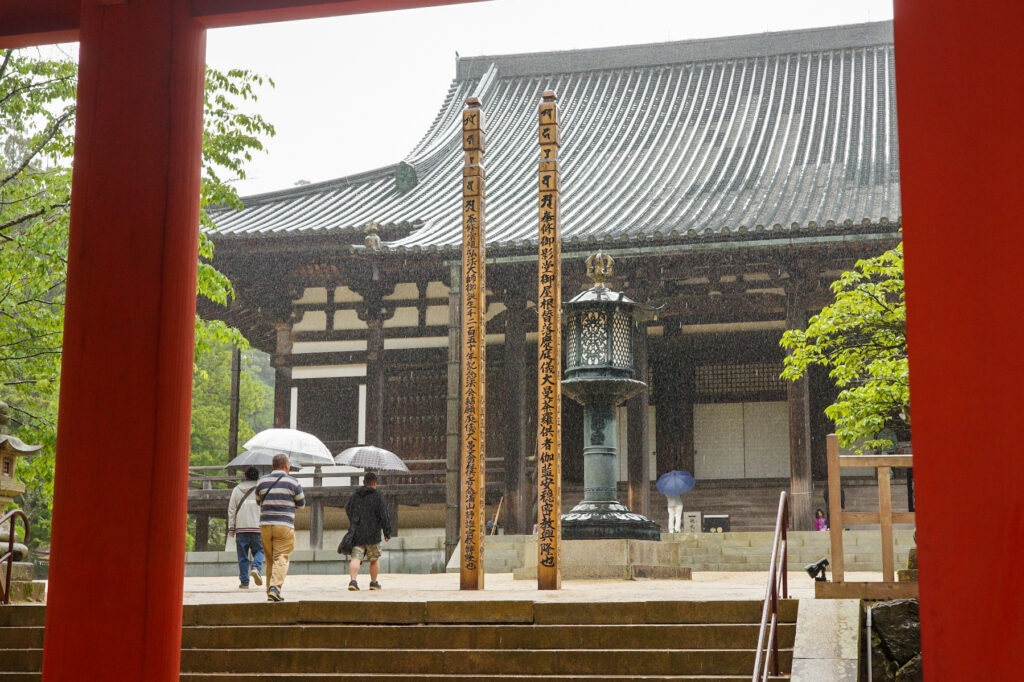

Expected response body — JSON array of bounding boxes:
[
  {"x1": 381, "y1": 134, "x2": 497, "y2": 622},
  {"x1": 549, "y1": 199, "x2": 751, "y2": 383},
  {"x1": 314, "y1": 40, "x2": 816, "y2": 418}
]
[
  {"x1": 536, "y1": 91, "x2": 562, "y2": 590},
  {"x1": 460, "y1": 97, "x2": 487, "y2": 589}
]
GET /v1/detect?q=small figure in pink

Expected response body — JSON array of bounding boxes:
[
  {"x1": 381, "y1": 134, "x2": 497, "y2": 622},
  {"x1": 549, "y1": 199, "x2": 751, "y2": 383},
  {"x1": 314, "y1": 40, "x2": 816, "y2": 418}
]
[{"x1": 814, "y1": 508, "x2": 828, "y2": 531}]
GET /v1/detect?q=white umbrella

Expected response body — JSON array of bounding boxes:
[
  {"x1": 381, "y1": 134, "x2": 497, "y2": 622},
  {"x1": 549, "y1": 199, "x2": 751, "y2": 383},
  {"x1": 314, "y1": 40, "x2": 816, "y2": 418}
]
[
  {"x1": 242, "y1": 428, "x2": 334, "y2": 466},
  {"x1": 226, "y1": 447, "x2": 303, "y2": 471},
  {"x1": 335, "y1": 445, "x2": 409, "y2": 472}
]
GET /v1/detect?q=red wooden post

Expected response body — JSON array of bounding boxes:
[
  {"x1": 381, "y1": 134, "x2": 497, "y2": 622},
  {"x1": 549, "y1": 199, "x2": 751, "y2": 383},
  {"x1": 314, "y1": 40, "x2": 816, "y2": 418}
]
[
  {"x1": 894, "y1": 1, "x2": 1024, "y2": 678},
  {"x1": 41, "y1": 1, "x2": 206, "y2": 679}
]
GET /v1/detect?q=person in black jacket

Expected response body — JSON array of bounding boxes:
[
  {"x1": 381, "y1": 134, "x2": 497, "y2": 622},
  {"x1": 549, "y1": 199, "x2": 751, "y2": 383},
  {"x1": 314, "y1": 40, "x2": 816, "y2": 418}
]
[{"x1": 344, "y1": 472, "x2": 392, "y2": 590}]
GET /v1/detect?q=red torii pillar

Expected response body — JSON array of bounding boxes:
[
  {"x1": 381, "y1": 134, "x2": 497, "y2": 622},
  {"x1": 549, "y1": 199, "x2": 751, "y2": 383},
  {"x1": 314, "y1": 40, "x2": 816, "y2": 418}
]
[
  {"x1": 893, "y1": 1, "x2": 1024, "y2": 678},
  {"x1": 42, "y1": 1, "x2": 205, "y2": 679}
]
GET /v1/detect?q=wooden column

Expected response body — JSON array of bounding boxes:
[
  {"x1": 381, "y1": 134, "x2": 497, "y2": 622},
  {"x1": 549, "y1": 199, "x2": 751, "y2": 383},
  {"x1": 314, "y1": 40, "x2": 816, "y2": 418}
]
[
  {"x1": 271, "y1": 322, "x2": 293, "y2": 428},
  {"x1": 678, "y1": 349, "x2": 696, "y2": 475},
  {"x1": 387, "y1": 493, "x2": 400, "y2": 538},
  {"x1": 365, "y1": 318, "x2": 385, "y2": 445},
  {"x1": 459, "y1": 97, "x2": 486, "y2": 589},
  {"x1": 444, "y1": 261, "x2": 462, "y2": 564},
  {"x1": 654, "y1": 332, "x2": 693, "y2": 476},
  {"x1": 502, "y1": 293, "x2": 529, "y2": 535},
  {"x1": 309, "y1": 466, "x2": 324, "y2": 549},
  {"x1": 536, "y1": 91, "x2": 562, "y2": 590},
  {"x1": 626, "y1": 323, "x2": 651, "y2": 516},
  {"x1": 786, "y1": 284, "x2": 814, "y2": 531},
  {"x1": 41, "y1": 1, "x2": 205, "y2": 679},
  {"x1": 227, "y1": 345, "x2": 241, "y2": 460},
  {"x1": 194, "y1": 514, "x2": 210, "y2": 552}
]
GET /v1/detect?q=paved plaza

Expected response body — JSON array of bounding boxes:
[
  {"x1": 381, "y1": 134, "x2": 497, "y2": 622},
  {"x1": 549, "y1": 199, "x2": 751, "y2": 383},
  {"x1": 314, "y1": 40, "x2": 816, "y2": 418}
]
[{"x1": 182, "y1": 570, "x2": 886, "y2": 605}]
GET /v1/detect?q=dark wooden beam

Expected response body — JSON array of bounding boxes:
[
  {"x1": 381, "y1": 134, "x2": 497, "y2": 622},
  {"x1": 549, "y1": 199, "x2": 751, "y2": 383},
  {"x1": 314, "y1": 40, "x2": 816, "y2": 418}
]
[
  {"x1": 0, "y1": 0, "x2": 79, "y2": 49},
  {"x1": 0, "y1": 0, "x2": 483, "y2": 48},
  {"x1": 192, "y1": 0, "x2": 486, "y2": 29}
]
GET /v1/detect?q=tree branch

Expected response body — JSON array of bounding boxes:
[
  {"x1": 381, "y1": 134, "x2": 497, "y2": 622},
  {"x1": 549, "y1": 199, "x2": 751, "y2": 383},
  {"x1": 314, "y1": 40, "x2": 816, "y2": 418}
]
[
  {"x1": 2, "y1": 378, "x2": 56, "y2": 386},
  {"x1": 0, "y1": 349, "x2": 63, "y2": 361},
  {"x1": 0, "y1": 331, "x2": 61, "y2": 348},
  {"x1": 0, "y1": 50, "x2": 12, "y2": 85},
  {"x1": 0, "y1": 201, "x2": 69, "y2": 240},
  {"x1": 0, "y1": 110, "x2": 74, "y2": 188},
  {"x1": 6, "y1": 403, "x2": 55, "y2": 427}
]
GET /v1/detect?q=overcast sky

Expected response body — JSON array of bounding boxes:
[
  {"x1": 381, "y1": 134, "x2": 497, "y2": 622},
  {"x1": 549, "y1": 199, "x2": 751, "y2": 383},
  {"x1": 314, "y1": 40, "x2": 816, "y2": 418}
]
[{"x1": 204, "y1": 0, "x2": 893, "y2": 197}]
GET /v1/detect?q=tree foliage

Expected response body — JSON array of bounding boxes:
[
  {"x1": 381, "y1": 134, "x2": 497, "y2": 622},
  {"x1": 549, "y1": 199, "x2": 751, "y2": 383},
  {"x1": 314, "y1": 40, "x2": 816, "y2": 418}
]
[
  {"x1": 191, "y1": 342, "x2": 273, "y2": 467},
  {"x1": 0, "y1": 48, "x2": 276, "y2": 542},
  {"x1": 781, "y1": 244, "x2": 908, "y2": 453}
]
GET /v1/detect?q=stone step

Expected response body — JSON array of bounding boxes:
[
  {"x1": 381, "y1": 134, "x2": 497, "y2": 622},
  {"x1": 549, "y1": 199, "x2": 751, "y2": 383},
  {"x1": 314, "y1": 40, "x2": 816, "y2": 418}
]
[
  {"x1": 0, "y1": 622, "x2": 797, "y2": 651},
  {"x1": 0, "y1": 600, "x2": 797, "y2": 628},
  {"x1": 175, "y1": 648, "x2": 794, "y2": 676},
  {"x1": 0, "y1": 599, "x2": 798, "y2": 679},
  {"x1": 201, "y1": 623, "x2": 796, "y2": 651},
  {"x1": 0, "y1": 582, "x2": 44, "y2": 604},
  {"x1": 0, "y1": 562, "x2": 34, "y2": 582},
  {"x1": 0, "y1": 648, "x2": 794, "y2": 677},
  {"x1": 0, "y1": 606, "x2": 44, "y2": 627},
  {"x1": 0, "y1": 674, "x2": 791, "y2": 682},
  {"x1": 178, "y1": 671, "x2": 790, "y2": 675}
]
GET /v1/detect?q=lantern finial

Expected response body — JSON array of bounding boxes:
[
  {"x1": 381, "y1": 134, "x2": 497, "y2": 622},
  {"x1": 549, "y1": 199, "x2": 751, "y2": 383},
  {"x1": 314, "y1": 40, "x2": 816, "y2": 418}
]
[{"x1": 586, "y1": 251, "x2": 614, "y2": 286}]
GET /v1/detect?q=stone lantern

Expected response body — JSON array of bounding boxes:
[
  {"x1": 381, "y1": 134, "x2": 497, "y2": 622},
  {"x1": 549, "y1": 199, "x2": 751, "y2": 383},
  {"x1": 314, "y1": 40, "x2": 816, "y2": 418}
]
[
  {"x1": 0, "y1": 401, "x2": 41, "y2": 509},
  {"x1": 561, "y1": 253, "x2": 661, "y2": 541},
  {"x1": 1, "y1": 400, "x2": 44, "y2": 602}
]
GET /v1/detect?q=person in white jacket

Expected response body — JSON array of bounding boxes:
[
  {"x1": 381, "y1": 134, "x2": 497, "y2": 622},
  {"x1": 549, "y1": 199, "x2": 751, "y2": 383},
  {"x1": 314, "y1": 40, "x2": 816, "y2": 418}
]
[{"x1": 227, "y1": 466, "x2": 265, "y2": 588}]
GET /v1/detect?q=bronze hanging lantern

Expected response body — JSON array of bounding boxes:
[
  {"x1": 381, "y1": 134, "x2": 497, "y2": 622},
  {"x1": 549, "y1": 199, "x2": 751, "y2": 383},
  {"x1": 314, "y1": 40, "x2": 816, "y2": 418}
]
[{"x1": 561, "y1": 253, "x2": 661, "y2": 541}]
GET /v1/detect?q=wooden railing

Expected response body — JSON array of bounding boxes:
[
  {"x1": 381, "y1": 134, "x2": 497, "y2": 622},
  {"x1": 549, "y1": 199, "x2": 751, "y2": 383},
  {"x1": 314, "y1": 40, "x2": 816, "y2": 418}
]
[
  {"x1": 188, "y1": 457, "x2": 507, "y2": 490},
  {"x1": 819, "y1": 433, "x2": 917, "y2": 599},
  {"x1": 752, "y1": 491, "x2": 789, "y2": 681},
  {"x1": 1, "y1": 509, "x2": 29, "y2": 605}
]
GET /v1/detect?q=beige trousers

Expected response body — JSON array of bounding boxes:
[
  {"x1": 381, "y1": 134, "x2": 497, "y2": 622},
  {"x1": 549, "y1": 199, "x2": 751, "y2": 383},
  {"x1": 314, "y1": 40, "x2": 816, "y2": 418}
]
[{"x1": 260, "y1": 524, "x2": 295, "y2": 593}]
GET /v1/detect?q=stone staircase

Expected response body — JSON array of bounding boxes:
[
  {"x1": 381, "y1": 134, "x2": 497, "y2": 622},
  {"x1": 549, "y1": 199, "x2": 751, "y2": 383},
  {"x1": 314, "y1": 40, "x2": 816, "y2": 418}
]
[{"x1": 0, "y1": 599, "x2": 797, "y2": 680}]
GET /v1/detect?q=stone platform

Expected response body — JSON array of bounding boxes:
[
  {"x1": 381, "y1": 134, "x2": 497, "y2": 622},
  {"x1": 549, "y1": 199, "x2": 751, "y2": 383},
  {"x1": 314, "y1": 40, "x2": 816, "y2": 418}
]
[
  {"x1": 444, "y1": 530, "x2": 916, "y2": 575},
  {"x1": 512, "y1": 539, "x2": 691, "y2": 580}
]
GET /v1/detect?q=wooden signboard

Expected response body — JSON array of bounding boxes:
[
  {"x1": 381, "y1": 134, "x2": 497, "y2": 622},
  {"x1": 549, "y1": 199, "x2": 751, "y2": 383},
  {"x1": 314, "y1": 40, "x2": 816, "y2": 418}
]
[
  {"x1": 536, "y1": 91, "x2": 562, "y2": 590},
  {"x1": 460, "y1": 97, "x2": 487, "y2": 590}
]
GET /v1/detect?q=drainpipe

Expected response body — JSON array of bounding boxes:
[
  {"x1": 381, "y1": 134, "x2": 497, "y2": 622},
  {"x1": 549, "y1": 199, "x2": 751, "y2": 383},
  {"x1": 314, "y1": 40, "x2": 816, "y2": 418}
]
[{"x1": 866, "y1": 605, "x2": 873, "y2": 682}]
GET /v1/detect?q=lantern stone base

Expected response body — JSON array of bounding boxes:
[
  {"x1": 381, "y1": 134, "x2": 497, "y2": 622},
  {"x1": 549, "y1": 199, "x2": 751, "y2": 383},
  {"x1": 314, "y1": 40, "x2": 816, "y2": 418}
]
[
  {"x1": 513, "y1": 538, "x2": 690, "y2": 580},
  {"x1": 561, "y1": 500, "x2": 662, "y2": 541}
]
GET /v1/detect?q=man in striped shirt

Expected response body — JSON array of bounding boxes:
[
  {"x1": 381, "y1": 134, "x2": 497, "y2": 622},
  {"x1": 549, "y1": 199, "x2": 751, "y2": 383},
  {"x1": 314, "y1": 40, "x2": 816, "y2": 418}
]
[{"x1": 255, "y1": 454, "x2": 306, "y2": 602}]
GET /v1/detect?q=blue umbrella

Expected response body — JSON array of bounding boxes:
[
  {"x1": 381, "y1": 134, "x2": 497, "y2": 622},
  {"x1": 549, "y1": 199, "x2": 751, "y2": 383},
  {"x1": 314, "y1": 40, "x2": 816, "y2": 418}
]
[{"x1": 656, "y1": 470, "x2": 696, "y2": 496}]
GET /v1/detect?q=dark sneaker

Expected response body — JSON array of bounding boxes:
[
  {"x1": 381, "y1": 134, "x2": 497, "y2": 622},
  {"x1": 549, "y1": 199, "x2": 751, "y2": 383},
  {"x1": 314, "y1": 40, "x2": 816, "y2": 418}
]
[
  {"x1": 238, "y1": 583, "x2": 249, "y2": 589},
  {"x1": 347, "y1": 580, "x2": 359, "y2": 591},
  {"x1": 267, "y1": 587, "x2": 284, "y2": 602},
  {"x1": 369, "y1": 581, "x2": 382, "y2": 591},
  {"x1": 250, "y1": 566, "x2": 263, "y2": 586}
]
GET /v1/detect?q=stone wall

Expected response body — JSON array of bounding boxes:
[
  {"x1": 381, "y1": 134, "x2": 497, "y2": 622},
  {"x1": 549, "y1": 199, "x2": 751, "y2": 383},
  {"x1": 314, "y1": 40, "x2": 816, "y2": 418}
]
[
  {"x1": 446, "y1": 530, "x2": 916, "y2": 574},
  {"x1": 185, "y1": 535, "x2": 446, "y2": 577},
  {"x1": 870, "y1": 599, "x2": 922, "y2": 681}
]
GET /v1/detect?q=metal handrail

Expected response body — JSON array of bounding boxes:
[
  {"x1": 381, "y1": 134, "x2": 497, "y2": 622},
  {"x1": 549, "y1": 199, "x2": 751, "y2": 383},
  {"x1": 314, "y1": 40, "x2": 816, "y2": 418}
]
[
  {"x1": 752, "y1": 491, "x2": 789, "y2": 681},
  {"x1": 1, "y1": 509, "x2": 29, "y2": 605}
]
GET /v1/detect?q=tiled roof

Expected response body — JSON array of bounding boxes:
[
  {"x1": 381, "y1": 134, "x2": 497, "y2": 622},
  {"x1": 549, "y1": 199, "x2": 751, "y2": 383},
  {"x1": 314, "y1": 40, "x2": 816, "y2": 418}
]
[{"x1": 211, "y1": 21, "x2": 900, "y2": 252}]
